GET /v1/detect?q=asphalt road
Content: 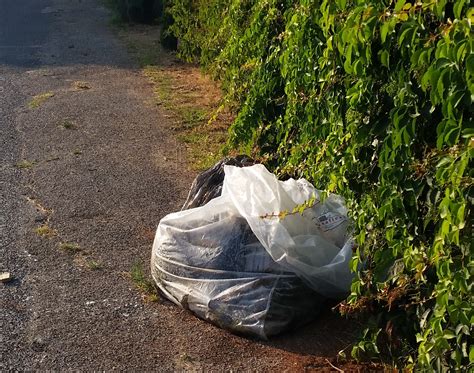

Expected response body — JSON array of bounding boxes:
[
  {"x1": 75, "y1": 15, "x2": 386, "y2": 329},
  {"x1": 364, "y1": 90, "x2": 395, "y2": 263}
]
[{"x1": 0, "y1": 1, "x2": 356, "y2": 370}]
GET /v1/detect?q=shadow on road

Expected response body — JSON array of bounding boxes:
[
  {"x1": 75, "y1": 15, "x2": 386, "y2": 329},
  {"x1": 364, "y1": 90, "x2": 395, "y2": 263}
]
[{"x1": 0, "y1": 0, "x2": 132, "y2": 69}]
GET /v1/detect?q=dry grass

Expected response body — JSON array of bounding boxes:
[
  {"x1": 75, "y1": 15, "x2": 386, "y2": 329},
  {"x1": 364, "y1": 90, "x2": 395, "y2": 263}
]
[
  {"x1": 16, "y1": 160, "x2": 36, "y2": 169},
  {"x1": 29, "y1": 92, "x2": 54, "y2": 109},
  {"x1": 59, "y1": 242, "x2": 81, "y2": 253},
  {"x1": 85, "y1": 259, "x2": 102, "y2": 270},
  {"x1": 74, "y1": 254, "x2": 103, "y2": 270},
  {"x1": 73, "y1": 81, "x2": 91, "y2": 90},
  {"x1": 35, "y1": 224, "x2": 57, "y2": 238},
  {"x1": 115, "y1": 24, "x2": 233, "y2": 170}
]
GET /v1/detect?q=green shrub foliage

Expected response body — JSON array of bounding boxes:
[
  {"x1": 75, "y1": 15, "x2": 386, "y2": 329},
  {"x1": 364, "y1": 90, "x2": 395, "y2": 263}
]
[{"x1": 165, "y1": 0, "x2": 473, "y2": 369}]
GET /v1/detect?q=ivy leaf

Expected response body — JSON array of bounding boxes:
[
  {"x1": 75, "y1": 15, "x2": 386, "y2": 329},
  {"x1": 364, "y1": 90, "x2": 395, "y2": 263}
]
[
  {"x1": 398, "y1": 12, "x2": 409, "y2": 22},
  {"x1": 353, "y1": 59, "x2": 363, "y2": 76},
  {"x1": 380, "y1": 50, "x2": 390, "y2": 68},
  {"x1": 453, "y1": 0, "x2": 465, "y2": 19},
  {"x1": 466, "y1": 54, "x2": 474, "y2": 75},
  {"x1": 344, "y1": 57, "x2": 353, "y2": 74},
  {"x1": 461, "y1": 127, "x2": 474, "y2": 138},
  {"x1": 336, "y1": 0, "x2": 347, "y2": 9},
  {"x1": 468, "y1": 8, "x2": 474, "y2": 24},
  {"x1": 437, "y1": 69, "x2": 448, "y2": 99},
  {"x1": 380, "y1": 22, "x2": 390, "y2": 43},
  {"x1": 434, "y1": 0, "x2": 447, "y2": 18},
  {"x1": 421, "y1": 67, "x2": 433, "y2": 91},
  {"x1": 444, "y1": 330, "x2": 456, "y2": 340},
  {"x1": 395, "y1": 0, "x2": 406, "y2": 12},
  {"x1": 399, "y1": 25, "x2": 415, "y2": 46}
]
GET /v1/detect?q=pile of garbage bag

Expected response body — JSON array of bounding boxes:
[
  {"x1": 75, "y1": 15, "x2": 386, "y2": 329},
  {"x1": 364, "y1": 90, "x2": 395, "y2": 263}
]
[{"x1": 151, "y1": 158, "x2": 354, "y2": 339}]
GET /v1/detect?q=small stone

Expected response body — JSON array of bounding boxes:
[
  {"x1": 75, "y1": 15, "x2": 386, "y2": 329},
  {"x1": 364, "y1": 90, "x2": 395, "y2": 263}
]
[{"x1": 0, "y1": 272, "x2": 12, "y2": 283}]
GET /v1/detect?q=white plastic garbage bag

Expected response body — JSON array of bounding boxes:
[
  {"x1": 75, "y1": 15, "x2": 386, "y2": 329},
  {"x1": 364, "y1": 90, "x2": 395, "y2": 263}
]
[
  {"x1": 222, "y1": 164, "x2": 354, "y2": 296},
  {"x1": 151, "y1": 164, "x2": 354, "y2": 338}
]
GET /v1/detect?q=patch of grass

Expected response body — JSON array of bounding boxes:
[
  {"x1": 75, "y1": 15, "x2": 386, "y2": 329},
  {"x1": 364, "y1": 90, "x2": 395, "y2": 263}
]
[
  {"x1": 59, "y1": 242, "x2": 81, "y2": 253},
  {"x1": 130, "y1": 262, "x2": 158, "y2": 301},
  {"x1": 28, "y1": 92, "x2": 54, "y2": 109},
  {"x1": 73, "y1": 254, "x2": 103, "y2": 270},
  {"x1": 123, "y1": 37, "x2": 163, "y2": 68},
  {"x1": 143, "y1": 68, "x2": 173, "y2": 105},
  {"x1": 139, "y1": 49, "x2": 161, "y2": 67},
  {"x1": 178, "y1": 132, "x2": 205, "y2": 144},
  {"x1": 179, "y1": 129, "x2": 227, "y2": 170},
  {"x1": 180, "y1": 108, "x2": 208, "y2": 128},
  {"x1": 196, "y1": 151, "x2": 224, "y2": 171},
  {"x1": 16, "y1": 160, "x2": 36, "y2": 169},
  {"x1": 86, "y1": 259, "x2": 102, "y2": 270},
  {"x1": 145, "y1": 67, "x2": 228, "y2": 170},
  {"x1": 59, "y1": 119, "x2": 75, "y2": 129},
  {"x1": 35, "y1": 224, "x2": 56, "y2": 238}
]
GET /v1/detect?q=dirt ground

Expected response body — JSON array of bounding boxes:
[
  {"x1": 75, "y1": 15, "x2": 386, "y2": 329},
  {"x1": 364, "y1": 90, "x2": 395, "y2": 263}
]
[{"x1": 0, "y1": 0, "x2": 385, "y2": 371}]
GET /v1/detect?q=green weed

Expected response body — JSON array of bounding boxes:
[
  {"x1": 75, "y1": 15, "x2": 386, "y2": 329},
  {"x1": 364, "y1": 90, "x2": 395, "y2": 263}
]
[
  {"x1": 59, "y1": 242, "x2": 81, "y2": 253},
  {"x1": 130, "y1": 262, "x2": 158, "y2": 301},
  {"x1": 35, "y1": 224, "x2": 56, "y2": 238}
]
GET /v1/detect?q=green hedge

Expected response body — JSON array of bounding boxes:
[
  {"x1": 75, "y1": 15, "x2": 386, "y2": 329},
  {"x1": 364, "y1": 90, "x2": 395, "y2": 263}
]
[{"x1": 164, "y1": 0, "x2": 473, "y2": 370}]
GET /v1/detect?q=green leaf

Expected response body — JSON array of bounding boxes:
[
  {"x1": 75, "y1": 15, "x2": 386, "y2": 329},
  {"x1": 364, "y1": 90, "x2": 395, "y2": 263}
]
[
  {"x1": 344, "y1": 57, "x2": 353, "y2": 74},
  {"x1": 437, "y1": 69, "x2": 448, "y2": 99},
  {"x1": 380, "y1": 50, "x2": 390, "y2": 67},
  {"x1": 421, "y1": 68, "x2": 433, "y2": 91},
  {"x1": 445, "y1": 126, "x2": 461, "y2": 146},
  {"x1": 411, "y1": 49, "x2": 422, "y2": 67},
  {"x1": 395, "y1": 0, "x2": 406, "y2": 12},
  {"x1": 435, "y1": 58, "x2": 451, "y2": 69},
  {"x1": 468, "y1": 8, "x2": 474, "y2": 24},
  {"x1": 453, "y1": 0, "x2": 465, "y2": 19},
  {"x1": 353, "y1": 59, "x2": 363, "y2": 76},
  {"x1": 398, "y1": 12, "x2": 408, "y2": 21},
  {"x1": 436, "y1": 157, "x2": 452, "y2": 168},
  {"x1": 380, "y1": 22, "x2": 390, "y2": 43},
  {"x1": 466, "y1": 54, "x2": 474, "y2": 75},
  {"x1": 430, "y1": 68, "x2": 441, "y2": 96},
  {"x1": 455, "y1": 42, "x2": 467, "y2": 64},
  {"x1": 336, "y1": 0, "x2": 347, "y2": 9},
  {"x1": 398, "y1": 25, "x2": 414, "y2": 46},
  {"x1": 443, "y1": 330, "x2": 456, "y2": 340},
  {"x1": 434, "y1": 0, "x2": 447, "y2": 18},
  {"x1": 461, "y1": 127, "x2": 474, "y2": 138}
]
